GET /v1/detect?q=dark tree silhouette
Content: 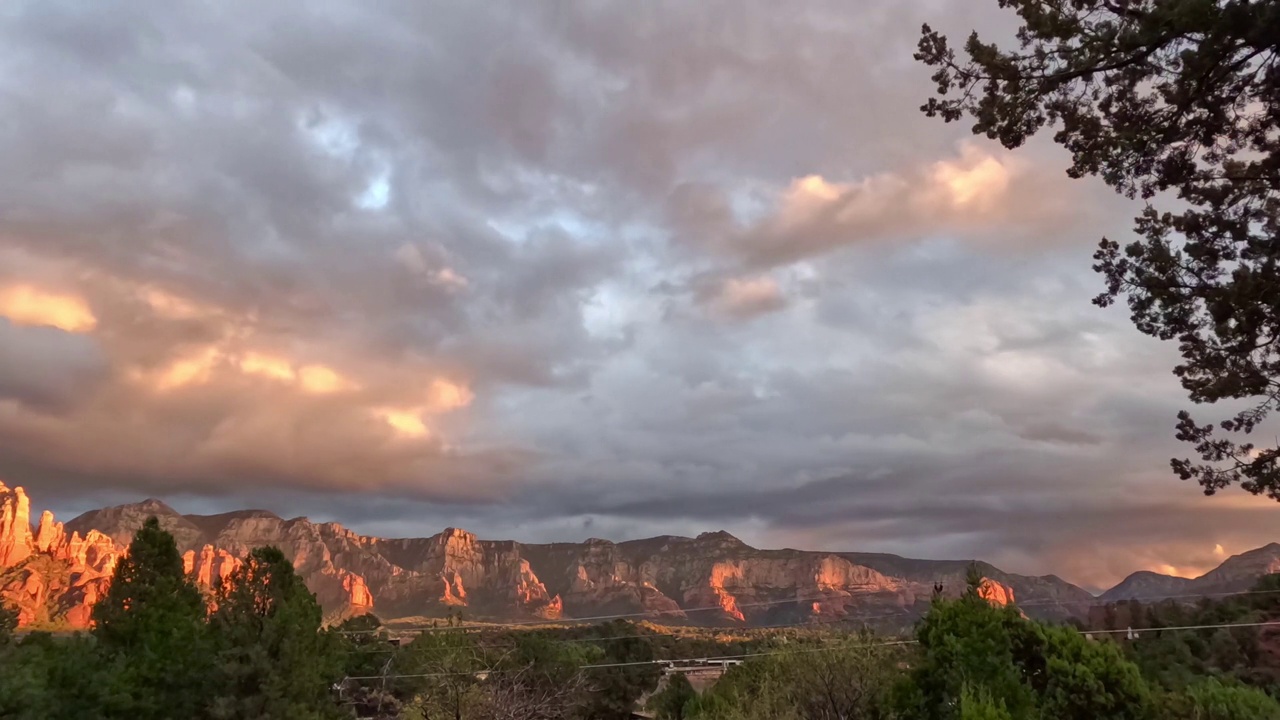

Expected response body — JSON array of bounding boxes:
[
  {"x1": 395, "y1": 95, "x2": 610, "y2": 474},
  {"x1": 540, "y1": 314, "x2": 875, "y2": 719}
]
[
  {"x1": 916, "y1": 0, "x2": 1280, "y2": 499},
  {"x1": 91, "y1": 516, "x2": 215, "y2": 720}
]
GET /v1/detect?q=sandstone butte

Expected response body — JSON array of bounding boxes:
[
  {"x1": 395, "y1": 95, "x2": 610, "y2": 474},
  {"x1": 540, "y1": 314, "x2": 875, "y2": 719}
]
[{"x1": 22, "y1": 482, "x2": 1280, "y2": 631}]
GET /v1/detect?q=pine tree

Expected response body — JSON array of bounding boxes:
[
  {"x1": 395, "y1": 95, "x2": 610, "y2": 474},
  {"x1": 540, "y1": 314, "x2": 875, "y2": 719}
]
[
  {"x1": 896, "y1": 589, "x2": 1151, "y2": 720},
  {"x1": 648, "y1": 673, "x2": 696, "y2": 720},
  {"x1": 91, "y1": 516, "x2": 215, "y2": 720},
  {"x1": 208, "y1": 546, "x2": 343, "y2": 720}
]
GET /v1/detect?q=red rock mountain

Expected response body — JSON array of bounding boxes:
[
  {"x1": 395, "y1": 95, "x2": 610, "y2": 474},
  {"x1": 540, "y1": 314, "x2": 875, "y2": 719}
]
[
  {"x1": 2, "y1": 486, "x2": 1274, "y2": 630},
  {"x1": 0, "y1": 483, "x2": 117, "y2": 627}
]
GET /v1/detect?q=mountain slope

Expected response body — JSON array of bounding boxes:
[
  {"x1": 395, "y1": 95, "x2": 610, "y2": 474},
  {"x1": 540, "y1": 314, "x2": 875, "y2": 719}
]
[
  {"x1": 1100, "y1": 544, "x2": 1280, "y2": 601},
  {"x1": 6, "y1": 485, "x2": 1280, "y2": 630},
  {"x1": 1099, "y1": 571, "x2": 1194, "y2": 602}
]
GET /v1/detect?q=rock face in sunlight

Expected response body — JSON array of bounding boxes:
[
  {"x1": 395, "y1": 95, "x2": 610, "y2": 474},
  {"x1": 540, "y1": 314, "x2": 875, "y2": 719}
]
[
  {"x1": 976, "y1": 577, "x2": 1016, "y2": 606},
  {"x1": 6, "y1": 485, "x2": 1280, "y2": 630},
  {"x1": 0, "y1": 483, "x2": 33, "y2": 567},
  {"x1": 183, "y1": 545, "x2": 242, "y2": 589},
  {"x1": 369, "y1": 528, "x2": 563, "y2": 620},
  {"x1": 1, "y1": 483, "x2": 118, "y2": 627}
]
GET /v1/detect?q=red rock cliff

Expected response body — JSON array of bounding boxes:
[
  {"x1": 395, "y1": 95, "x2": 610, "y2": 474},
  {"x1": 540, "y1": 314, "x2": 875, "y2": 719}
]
[{"x1": 0, "y1": 483, "x2": 33, "y2": 567}]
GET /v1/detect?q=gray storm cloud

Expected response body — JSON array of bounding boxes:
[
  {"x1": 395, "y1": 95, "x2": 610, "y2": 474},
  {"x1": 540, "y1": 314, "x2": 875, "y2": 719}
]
[{"x1": 1, "y1": 0, "x2": 1271, "y2": 589}]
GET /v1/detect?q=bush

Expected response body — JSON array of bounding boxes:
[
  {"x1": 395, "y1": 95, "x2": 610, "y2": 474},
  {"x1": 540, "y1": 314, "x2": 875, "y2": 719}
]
[{"x1": 1160, "y1": 677, "x2": 1280, "y2": 720}]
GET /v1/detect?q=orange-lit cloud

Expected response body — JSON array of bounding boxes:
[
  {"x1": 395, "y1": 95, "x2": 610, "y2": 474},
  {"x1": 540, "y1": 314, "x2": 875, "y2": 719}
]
[
  {"x1": 370, "y1": 380, "x2": 472, "y2": 438},
  {"x1": 379, "y1": 408, "x2": 430, "y2": 438},
  {"x1": 778, "y1": 145, "x2": 1015, "y2": 230},
  {"x1": 298, "y1": 364, "x2": 357, "y2": 394},
  {"x1": 428, "y1": 379, "x2": 473, "y2": 411},
  {"x1": 235, "y1": 352, "x2": 356, "y2": 393},
  {"x1": 153, "y1": 346, "x2": 222, "y2": 390},
  {"x1": 140, "y1": 288, "x2": 214, "y2": 320},
  {"x1": 0, "y1": 285, "x2": 97, "y2": 333},
  {"x1": 703, "y1": 275, "x2": 787, "y2": 320},
  {"x1": 932, "y1": 147, "x2": 1013, "y2": 208},
  {"x1": 138, "y1": 344, "x2": 360, "y2": 396},
  {"x1": 238, "y1": 352, "x2": 296, "y2": 382},
  {"x1": 692, "y1": 142, "x2": 1082, "y2": 269}
]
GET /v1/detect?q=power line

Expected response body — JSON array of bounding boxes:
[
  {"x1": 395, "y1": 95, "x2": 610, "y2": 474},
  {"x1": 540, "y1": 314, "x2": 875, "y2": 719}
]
[
  {"x1": 342, "y1": 608, "x2": 921, "y2": 654},
  {"x1": 1083, "y1": 620, "x2": 1280, "y2": 636},
  {"x1": 340, "y1": 619, "x2": 1280, "y2": 682}
]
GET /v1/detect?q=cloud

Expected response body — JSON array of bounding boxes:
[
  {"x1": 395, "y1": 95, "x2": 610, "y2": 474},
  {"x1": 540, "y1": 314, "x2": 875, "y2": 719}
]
[
  {"x1": 670, "y1": 142, "x2": 1126, "y2": 269},
  {"x1": 0, "y1": 284, "x2": 97, "y2": 333},
  {"x1": 0, "y1": 320, "x2": 108, "y2": 411},
  {"x1": 0, "y1": 0, "x2": 1268, "y2": 591},
  {"x1": 697, "y1": 275, "x2": 788, "y2": 320}
]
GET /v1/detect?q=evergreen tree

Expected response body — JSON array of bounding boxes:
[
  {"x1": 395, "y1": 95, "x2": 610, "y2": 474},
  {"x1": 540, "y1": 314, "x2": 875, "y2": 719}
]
[
  {"x1": 208, "y1": 546, "x2": 343, "y2": 720},
  {"x1": 579, "y1": 620, "x2": 663, "y2": 720},
  {"x1": 91, "y1": 516, "x2": 215, "y2": 720},
  {"x1": 896, "y1": 586, "x2": 1151, "y2": 720},
  {"x1": 1163, "y1": 677, "x2": 1280, "y2": 720},
  {"x1": 959, "y1": 687, "x2": 1015, "y2": 720},
  {"x1": 648, "y1": 672, "x2": 696, "y2": 720},
  {"x1": 895, "y1": 591, "x2": 1038, "y2": 720},
  {"x1": 1032, "y1": 624, "x2": 1151, "y2": 720},
  {"x1": 0, "y1": 631, "x2": 130, "y2": 720}
]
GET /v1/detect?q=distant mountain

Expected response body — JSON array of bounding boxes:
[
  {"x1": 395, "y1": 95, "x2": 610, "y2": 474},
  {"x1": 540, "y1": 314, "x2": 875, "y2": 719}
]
[
  {"x1": 1098, "y1": 571, "x2": 1194, "y2": 603},
  {"x1": 1101, "y1": 543, "x2": 1280, "y2": 602},
  {"x1": 4, "y1": 484, "x2": 1279, "y2": 630}
]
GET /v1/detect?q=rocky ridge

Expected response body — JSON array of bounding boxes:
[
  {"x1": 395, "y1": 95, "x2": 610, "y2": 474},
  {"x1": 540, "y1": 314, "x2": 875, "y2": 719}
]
[
  {"x1": 0, "y1": 483, "x2": 117, "y2": 627},
  {"x1": 5, "y1": 485, "x2": 1278, "y2": 630}
]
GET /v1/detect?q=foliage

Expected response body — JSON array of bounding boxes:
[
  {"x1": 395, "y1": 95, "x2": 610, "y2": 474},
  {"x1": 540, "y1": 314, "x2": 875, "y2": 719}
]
[
  {"x1": 649, "y1": 672, "x2": 697, "y2": 720},
  {"x1": 917, "y1": 0, "x2": 1280, "y2": 498},
  {"x1": 687, "y1": 662, "x2": 802, "y2": 720},
  {"x1": 1032, "y1": 623, "x2": 1152, "y2": 720},
  {"x1": 959, "y1": 687, "x2": 1015, "y2": 720},
  {"x1": 347, "y1": 627, "x2": 600, "y2": 720},
  {"x1": 91, "y1": 516, "x2": 216, "y2": 720},
  {"x1": 208, "y1": 545, "x2": 344, "y2": 720},
  {"x1": 688, "y1": 635, "x2": 902, "y2": 720},
  {"x1": 1101, "y1": 573, "x2": 1280, "y2": 695},
  {"x1": 393, "y1": 630, "x2": 488, "y2": 719},
  {"x1": 1165, "y1": 677, "x2": 1280, "y2": 719},
  {"x1": 895, "y1": 590, "x2": 1037, "y2": 719},
  {"x1": 895, "y1": 574, "x2": 1151, "y2": 720},
  {"x1": 0, "y1": 602, "x2": 17, "y2": 644},
  {"x1": 0, "y1": 631, "x2": 129, "y2": 719},
  {"x1": 577, "y1": 620, "x2": 663, "y2": 720}
]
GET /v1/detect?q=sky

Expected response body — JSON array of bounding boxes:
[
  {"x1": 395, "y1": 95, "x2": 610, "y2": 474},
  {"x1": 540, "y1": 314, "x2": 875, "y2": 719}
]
[{"x1": 0, "y1": 0, "x2": 1275, "y2": 591}]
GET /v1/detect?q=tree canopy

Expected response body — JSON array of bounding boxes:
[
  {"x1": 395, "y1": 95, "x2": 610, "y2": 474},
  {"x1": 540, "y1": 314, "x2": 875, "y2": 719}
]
[
  {"x1": 916, "y1": 0, "x2": 1280, "y2": 498},
  {"x1": 91, "y1": 516, "x2": 216, "y2": 720},
  {"x1": 208, "y1": 545, "x2": 344, "y2": 720},
  {"x1": 895, "y1": 575, "x2": 1151, "y2": 720}
]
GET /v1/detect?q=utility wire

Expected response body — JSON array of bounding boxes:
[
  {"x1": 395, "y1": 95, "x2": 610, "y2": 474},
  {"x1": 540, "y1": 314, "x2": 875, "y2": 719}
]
[
  {"x1": 342, "y1": 609, "x2": 920, "y2": 654},
  {"x1": 340, "y1": 619, "x2": 1280, "y2": 682}
]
